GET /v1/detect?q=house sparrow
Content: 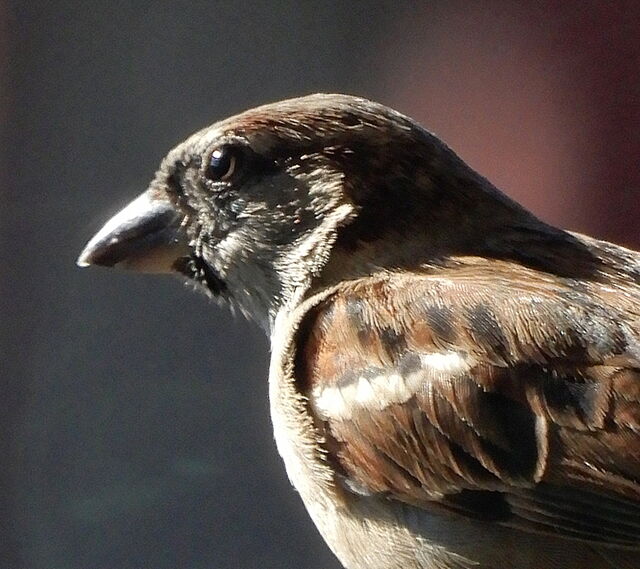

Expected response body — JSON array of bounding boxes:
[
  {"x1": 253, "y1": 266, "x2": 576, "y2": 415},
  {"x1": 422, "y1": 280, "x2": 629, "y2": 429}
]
[{"x1": 77, "y1": 94, "x2": 640, "y2": 569}]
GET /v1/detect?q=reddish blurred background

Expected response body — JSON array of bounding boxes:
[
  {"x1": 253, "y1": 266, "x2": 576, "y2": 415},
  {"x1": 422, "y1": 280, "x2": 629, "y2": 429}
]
[{"x1": 378, "y1": 2, "x2": 639, "y2": 247}]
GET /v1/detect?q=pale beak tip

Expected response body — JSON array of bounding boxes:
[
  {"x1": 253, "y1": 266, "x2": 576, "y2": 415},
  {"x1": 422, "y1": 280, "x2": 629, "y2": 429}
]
[
  {"x1": 76, "y1": 250, "x2": 93, "y2": 268},
  {"x1": 76, "y1": 233, "x2": 119, "y2": 268}
]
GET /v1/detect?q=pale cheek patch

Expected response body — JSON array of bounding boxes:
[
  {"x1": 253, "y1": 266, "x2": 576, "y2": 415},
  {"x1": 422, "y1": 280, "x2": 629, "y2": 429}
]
[{"x1": 310, "y1": 351, "x2": 470, "y2": 420}]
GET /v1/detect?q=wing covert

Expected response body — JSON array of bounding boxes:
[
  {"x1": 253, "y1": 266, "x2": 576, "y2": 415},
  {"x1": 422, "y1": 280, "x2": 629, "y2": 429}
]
[{"x1": 296, "y1": 270, "x2": 640, "y2": 547}]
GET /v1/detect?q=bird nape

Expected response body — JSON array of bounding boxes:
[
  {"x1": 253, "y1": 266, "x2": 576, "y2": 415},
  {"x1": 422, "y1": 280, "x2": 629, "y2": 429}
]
[{"x1": 78, "y1": 94, "x2": 640, "y2": 569}]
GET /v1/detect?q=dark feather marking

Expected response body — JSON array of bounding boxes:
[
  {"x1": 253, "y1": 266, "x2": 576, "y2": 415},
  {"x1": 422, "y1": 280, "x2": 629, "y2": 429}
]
[
  {"x1": 424, "y1": 305, "x2": 458, "y2": 345},
  {"x1": 507, "y1": 494, "x2": 639, "y2": 545},
  {"x1": 530, "y1": 484, "x2": 640, "y2": 519},
  {"x1": 379, "y1": 327, "x2": 407, "y2": 357},
  {"x1": 509, "y1": 496, "x2": 640, "y2": 538},
  {"x1": 397, "y1": 353, "x2": 423, "y2": 378},
  {"x1": 334, "y1": 367, "x2": 385, "y2": 390},
  {"x1": 345, "y1": 297, "x2": 370, "y2": 344},
  {"x1": 473, "y1": 389, "x2": 540, "y2": 478},
  {"x1": 443, "y1": 490, "x2": 512, "y2": 522},
  {"x1": 466, "y1": 304, "x2": 509, "y2": 363},
  {"x1": 538, "y1": 371, "x2": 608, "y2": 429}
]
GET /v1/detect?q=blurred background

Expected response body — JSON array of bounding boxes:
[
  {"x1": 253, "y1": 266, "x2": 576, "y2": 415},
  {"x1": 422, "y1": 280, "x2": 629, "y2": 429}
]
[{"x1": 2, "y1": 2, "x2": 639, "y2": 568}]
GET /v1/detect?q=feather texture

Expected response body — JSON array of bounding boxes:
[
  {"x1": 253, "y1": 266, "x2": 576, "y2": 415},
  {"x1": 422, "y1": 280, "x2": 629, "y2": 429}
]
[{"x1": 297, "y1": 259, "x2": 640, "y2": 549}]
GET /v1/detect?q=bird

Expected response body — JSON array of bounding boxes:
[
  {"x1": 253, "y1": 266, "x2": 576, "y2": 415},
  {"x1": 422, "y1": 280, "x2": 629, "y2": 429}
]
[{"x1": 78, "y1": 94, "x2": 640, "y2": 569}]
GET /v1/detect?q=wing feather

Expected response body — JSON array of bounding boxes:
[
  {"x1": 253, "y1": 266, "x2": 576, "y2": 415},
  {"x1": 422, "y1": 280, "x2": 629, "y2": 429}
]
[{"x1": 297, "y1": 268, "x2": 640, "y2": 547}]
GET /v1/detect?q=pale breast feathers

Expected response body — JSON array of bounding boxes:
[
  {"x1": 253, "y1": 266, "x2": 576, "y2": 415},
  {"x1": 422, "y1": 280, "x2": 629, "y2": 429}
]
[{"x1": 295, "y1": 269, "x2": 640, "y2": 547}]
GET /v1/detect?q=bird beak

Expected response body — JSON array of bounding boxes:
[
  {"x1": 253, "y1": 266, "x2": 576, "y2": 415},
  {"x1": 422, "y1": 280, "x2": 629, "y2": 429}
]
[{"x1": 77, "y1": 188, "x2": 190, "y2": 273}]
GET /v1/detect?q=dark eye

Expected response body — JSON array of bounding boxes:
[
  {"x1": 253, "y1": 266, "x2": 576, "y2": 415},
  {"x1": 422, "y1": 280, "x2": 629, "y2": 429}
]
[{"x1": 205, "y1": 146, "x2": 239, "y2": 182}]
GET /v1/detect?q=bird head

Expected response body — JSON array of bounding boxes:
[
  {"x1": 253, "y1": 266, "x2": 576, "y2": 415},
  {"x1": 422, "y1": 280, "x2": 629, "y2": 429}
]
[{"x1": 78, "y1": 94, "x2": 536, "y2": 330}]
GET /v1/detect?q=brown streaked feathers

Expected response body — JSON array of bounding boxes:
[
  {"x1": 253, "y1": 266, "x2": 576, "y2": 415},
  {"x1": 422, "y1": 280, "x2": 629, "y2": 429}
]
[{"x1": 297, "y1": 263, "x2": 640, "y2": 547}]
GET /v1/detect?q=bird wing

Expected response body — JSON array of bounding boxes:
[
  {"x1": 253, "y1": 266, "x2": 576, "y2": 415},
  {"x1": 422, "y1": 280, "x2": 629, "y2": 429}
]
[{"x1": 296, "y1": 266, "x2": 640, "y2": 547}]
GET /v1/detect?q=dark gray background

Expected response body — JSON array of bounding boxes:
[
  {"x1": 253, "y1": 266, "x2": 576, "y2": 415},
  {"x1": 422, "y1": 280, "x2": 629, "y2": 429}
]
[{"x1": 3, "y1": 2, "x2": 639, "y2": 568}]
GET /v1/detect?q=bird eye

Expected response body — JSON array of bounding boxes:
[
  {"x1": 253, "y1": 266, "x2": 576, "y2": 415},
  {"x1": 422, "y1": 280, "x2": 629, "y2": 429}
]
[{"x1": 205, "y1": 146, "x2": 238, "y2": 182}]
